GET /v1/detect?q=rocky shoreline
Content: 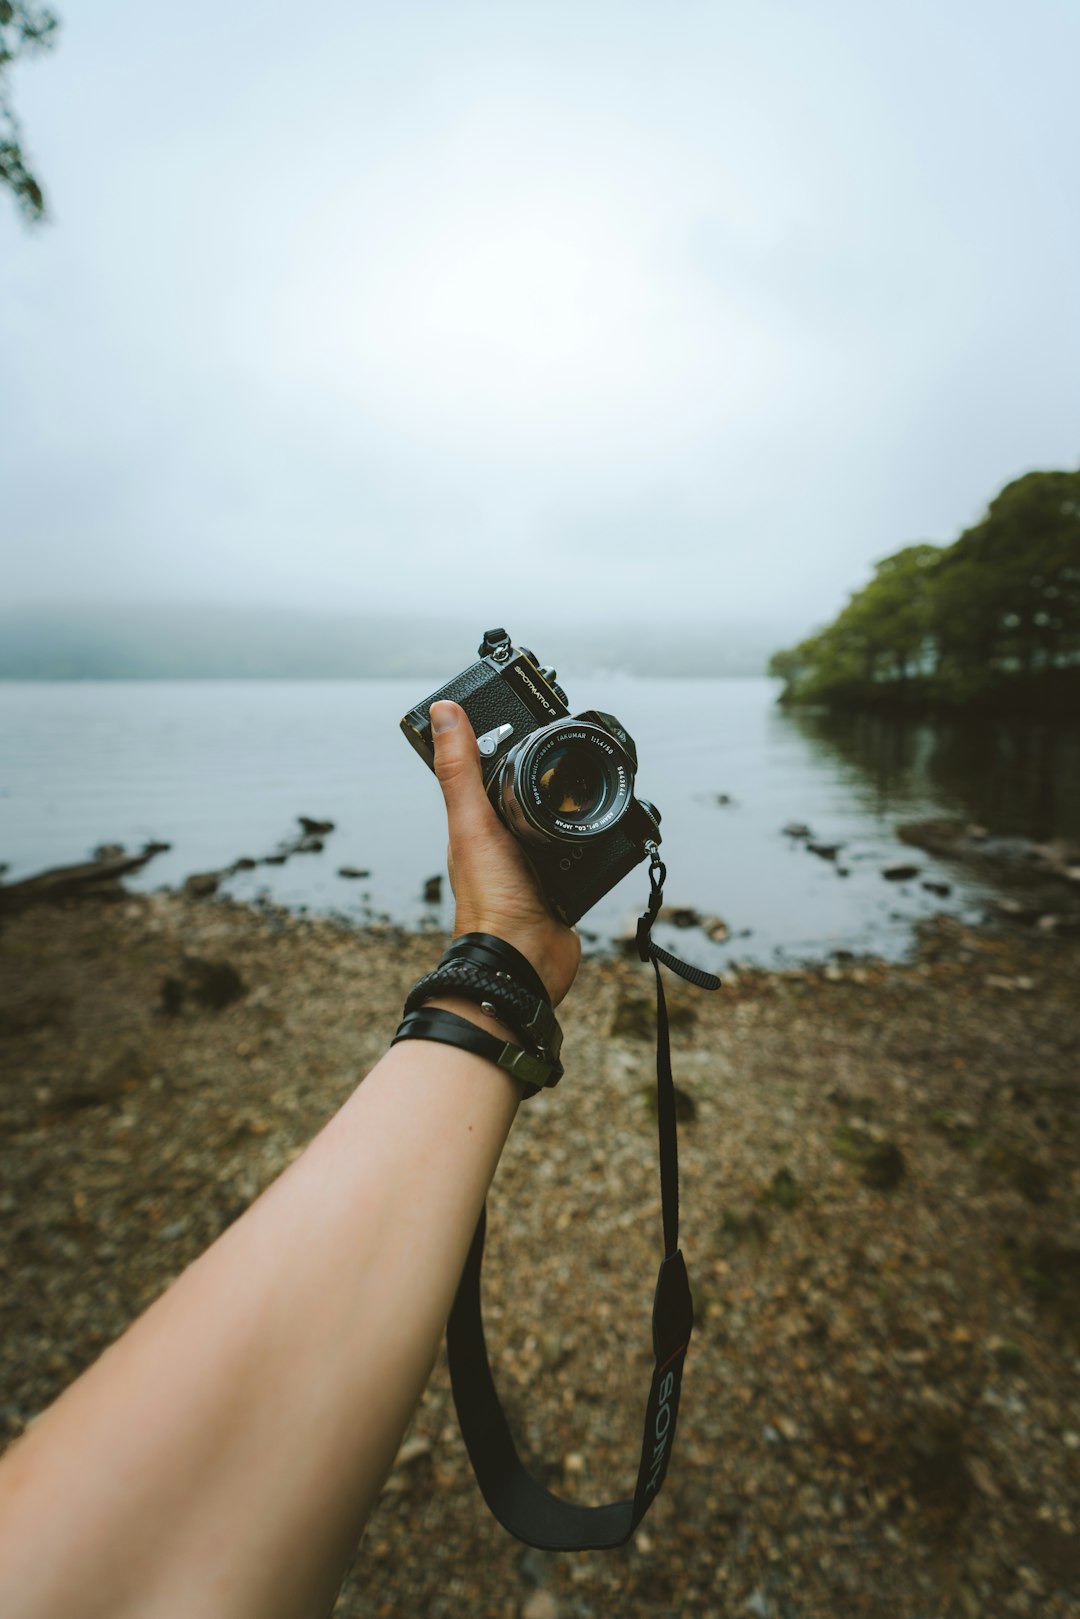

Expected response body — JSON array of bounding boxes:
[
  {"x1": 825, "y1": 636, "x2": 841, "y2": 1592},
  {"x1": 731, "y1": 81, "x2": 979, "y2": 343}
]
[{"x1": 2, "y1": 881, "x2": 1079, "y2": 1618}]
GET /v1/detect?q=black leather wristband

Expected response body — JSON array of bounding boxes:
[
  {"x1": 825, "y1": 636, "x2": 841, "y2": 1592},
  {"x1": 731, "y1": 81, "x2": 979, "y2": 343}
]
[
  {"x1": 442, "y1": 933, "x2": 551, "y2": 1005},
  {"x1": 405, "y1": 959, "x2": 563, "y2": 1071},
  {"x1": 392, "y1": 1007, "x2": 560, "y2": 1098}
]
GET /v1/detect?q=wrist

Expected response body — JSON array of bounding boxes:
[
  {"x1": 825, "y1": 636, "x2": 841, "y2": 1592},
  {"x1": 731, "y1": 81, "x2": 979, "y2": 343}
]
[{"x1": 451, "y1": 920, "x2": 569, "y2": 1008}]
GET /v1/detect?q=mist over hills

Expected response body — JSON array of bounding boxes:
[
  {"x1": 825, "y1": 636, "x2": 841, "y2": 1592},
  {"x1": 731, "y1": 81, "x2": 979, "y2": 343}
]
[{"x1": 0, "y1": 606, "x2": 788, "y2": 680}]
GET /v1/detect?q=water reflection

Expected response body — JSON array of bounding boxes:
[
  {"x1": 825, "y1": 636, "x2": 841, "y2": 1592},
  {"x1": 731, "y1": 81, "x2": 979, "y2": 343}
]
[{"x1": 782, "y1": 707, "x2": 1080, "y2": 843}]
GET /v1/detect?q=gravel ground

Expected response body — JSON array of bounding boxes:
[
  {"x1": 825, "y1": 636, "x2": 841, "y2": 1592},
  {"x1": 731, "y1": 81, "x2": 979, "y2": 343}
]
[{"x1": 2, "y1": 889, "x2": 1079, "y2": 1619}]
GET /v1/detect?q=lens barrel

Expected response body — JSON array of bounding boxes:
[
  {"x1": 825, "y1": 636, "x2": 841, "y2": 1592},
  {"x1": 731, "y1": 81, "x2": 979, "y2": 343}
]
[{"x1": 494, "y1": 719, "x2": 635, "y2": 846}]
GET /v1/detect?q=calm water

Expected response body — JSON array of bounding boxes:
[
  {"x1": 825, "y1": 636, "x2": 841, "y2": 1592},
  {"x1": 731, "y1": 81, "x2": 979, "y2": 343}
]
[{"x1": 2, "y1": 677, "x2": 1078, "y2": 973}]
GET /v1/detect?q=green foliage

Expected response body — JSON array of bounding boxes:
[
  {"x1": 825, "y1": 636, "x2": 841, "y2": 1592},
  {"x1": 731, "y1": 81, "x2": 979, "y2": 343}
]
[
  {"x1": 771, "y1": 469, "x2": 1080, "y2": 713},
  {"x1": 0, "y1": 1, "x2": 60, "y2": 222}
]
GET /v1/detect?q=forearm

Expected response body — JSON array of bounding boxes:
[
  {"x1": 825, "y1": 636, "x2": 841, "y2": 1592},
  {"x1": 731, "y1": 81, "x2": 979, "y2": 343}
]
[{"x1": 0, "y1": 1015, "x2": 522, "y2": 1619}]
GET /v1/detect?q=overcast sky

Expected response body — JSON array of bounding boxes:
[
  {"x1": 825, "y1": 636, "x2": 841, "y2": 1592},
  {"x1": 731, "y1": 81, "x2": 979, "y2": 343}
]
[{"x1": 1, "y1": 0, "x2": 1078, "y2": 639}]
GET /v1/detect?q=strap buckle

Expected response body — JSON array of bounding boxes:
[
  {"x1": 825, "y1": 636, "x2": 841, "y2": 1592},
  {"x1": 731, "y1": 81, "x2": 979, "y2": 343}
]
[{"x1": 497, "y1": 1042, "x2": 556, "y2": 1091}]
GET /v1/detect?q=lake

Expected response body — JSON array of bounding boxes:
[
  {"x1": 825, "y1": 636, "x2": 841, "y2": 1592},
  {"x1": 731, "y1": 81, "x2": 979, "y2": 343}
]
[{"x1": 2, "y1": 676, "x2": 1078, "y2": 973}]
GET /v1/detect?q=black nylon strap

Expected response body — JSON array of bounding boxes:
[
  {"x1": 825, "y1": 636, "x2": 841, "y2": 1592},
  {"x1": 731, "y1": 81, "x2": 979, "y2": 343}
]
[{"x1": 444, "y1": 855, "x2": 720, "y2": 1550}]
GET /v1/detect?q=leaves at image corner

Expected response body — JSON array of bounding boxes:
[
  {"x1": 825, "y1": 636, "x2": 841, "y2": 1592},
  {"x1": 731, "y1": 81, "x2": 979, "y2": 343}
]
[
  {"x1": 769, "y1": 468, "x2": 1080, "y2": 717},
  {"x1": 0, "y1": 0, "x2": 61, "y2": 223}
]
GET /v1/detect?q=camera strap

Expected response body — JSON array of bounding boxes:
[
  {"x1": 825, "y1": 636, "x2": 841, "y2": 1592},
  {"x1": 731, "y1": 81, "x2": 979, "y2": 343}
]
[{"x1": 445, "y1": 847, "x2": 720, "y2": 1550}]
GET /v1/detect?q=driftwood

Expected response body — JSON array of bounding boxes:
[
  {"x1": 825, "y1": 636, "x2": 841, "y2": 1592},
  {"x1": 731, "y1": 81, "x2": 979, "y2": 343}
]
[{"x1": 0, "y1": 843, "x2": 169, "y2": 917}]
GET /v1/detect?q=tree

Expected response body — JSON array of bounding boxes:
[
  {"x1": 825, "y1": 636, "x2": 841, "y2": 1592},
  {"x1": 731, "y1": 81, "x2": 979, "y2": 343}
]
[
  {"x1": 769, "y1": 467, "x2": 1080, "y2": 714},
  {"x1": 770, "y1": 544, "x2": 943, "y2": 706},
  {"x1": 0, "y1": 1, "x2": 60, "y2": 222}
]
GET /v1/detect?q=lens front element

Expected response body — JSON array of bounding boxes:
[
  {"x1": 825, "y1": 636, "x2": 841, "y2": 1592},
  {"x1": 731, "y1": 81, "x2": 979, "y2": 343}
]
[
  {"x1": 536, "y1": 743, "x2": 608, "y2": 822},
  {"x1": 496, "y1": 720, "x2": 635, "y2": 845}
]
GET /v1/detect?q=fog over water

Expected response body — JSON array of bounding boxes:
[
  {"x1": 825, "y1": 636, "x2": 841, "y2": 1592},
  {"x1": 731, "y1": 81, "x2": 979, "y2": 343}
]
[{"x1": 2, "y1": 1, "x2": 1079, "y2": 642}]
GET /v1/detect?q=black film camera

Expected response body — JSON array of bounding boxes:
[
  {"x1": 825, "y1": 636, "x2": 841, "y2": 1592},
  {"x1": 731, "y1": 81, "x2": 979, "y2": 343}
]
[{"x1": 400, "y1": 628, "x2": 661, "y2": 926}]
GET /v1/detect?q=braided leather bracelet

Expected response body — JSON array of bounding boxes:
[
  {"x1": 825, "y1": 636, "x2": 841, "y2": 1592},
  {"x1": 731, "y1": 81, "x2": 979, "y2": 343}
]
[{"x1": 404, "y1": 950, "x2": 562, "y2": 1066}]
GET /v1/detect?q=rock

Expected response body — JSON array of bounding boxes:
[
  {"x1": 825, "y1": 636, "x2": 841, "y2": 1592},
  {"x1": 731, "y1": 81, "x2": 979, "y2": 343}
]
[
  {"x1": 521, "y1": 1591, "x2": 560, "y2": 1619},
  {"x1": 517, "y1": 1547, "x2": 553, "y2": 1589},
  {"x1": 1018, "y1": 1241, "x2": 1080, "y2": 1330},
  {"x1": 987, "y1": 1337, "x2": 1025, "y2": 1371},
  {"x1": 719, "y1": 1207, "x2": 769, "y2": 1244},
  {"x1": 1037, "y1": 913, "x2": 1080, "y2": 936},
  {"x1": 50, "y1": 1047, "x2": 151, "y2": 1114},
  {"x1": 782, "y1": 822, "x2": 811, "y2": 839},
  {"x1": 922, "y1": 879, "x2": 952, "y2": 897},
  {"x1": 228, "y1": 857, "x2": 258, "y2": 872},
  {"x1": 183, "y1": 871, "x2": 220, "y2": 898},
  {"x1": 701, "y1": 915, "x2": 729, "y2": 942},
  {"x1": 423, "y1": 875, "x2": 443, "y2": 904},
  {"x1": 807, "y1": 841, "x2": 841, "y2": 861},
  {"x1": 765, "y1": 1166, "x2": 800, "y2": 1210},
  {"x1": 834, "y1": 1122, "x2": 905, "y2": 1188},
  {"x1": 263, "y1": 854, "x2": 287, "y2": 865},
  {"x1": 538, "y1": 1331, "x2": 566, "y2": 1370},
  {"x1": 392, "y1": 1436, "x2": 431, "y2": 1469},
  {"x1": 860, "y1": 1140, "x2": 906, "y2": 1189},
  {"x1": 988, "y1": 1146, "x2": 1053, "y2": 1203},
  {"x1": 640, "y1": 1082, "x2": 697, "y2": 1123},
  {"x1": 337, "y1": 866, "x2": 371, "y2": 880},
  {"x1": 1023, "y1": 1520, "x2": 1080, "y2": 1585},
  {"x1": 160, "y1": 976, "x2": 186, "y2": 1016},
  {"x1": 715, "y1": 792, "x2": 734, "y2": 806},
  {"x1": 744, "y1": 1591, "x2": 774, "y2": 1618},
  {"x1": 614, "y1": 993, "x2": 696, "y2": 1040},
  {"x1": 992, "y1": 896, "x2": 1042, "y2": 923},
  {"x1": 882, "y1": 863, "x2": 920, "y2": 882},
  {"x1": 298, "y1": 816, "x2": 335, "y2": 836},
  {"x1": 182, "y1": 956, "x2": 247, "y2": 1010},
  {"x1": 0, "y1": 843, "x2": 169, "y2": 916},
  {"x1": 657, "y1": 904, "x2": 701, "y2": 928}
]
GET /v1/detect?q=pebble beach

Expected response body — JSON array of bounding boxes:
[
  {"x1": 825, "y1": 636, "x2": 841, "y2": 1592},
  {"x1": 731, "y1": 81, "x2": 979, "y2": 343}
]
[{"x1": 2, "y1": 885, "x2": 1079, "y2": 1618}]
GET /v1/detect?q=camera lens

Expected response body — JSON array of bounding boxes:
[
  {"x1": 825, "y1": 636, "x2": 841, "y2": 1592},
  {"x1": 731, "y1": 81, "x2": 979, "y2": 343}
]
[
  {"x1": 534, "y1": 743, "x2": 608, "y2": 822},
  {"x1": 494, "y1": 719, "x2": 635, "y2": 846}
]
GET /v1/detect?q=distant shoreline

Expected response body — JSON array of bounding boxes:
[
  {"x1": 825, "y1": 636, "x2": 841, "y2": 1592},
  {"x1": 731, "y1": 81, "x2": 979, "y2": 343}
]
[{"x1": 0, "y1": 606, "x2": 786, "y2": 682}]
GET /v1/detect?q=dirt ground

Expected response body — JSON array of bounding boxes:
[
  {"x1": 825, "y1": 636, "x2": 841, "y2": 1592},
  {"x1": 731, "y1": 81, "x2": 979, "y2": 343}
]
[{"x1": 1, "y1": 888, "x2": 1079, "y2": 1618}]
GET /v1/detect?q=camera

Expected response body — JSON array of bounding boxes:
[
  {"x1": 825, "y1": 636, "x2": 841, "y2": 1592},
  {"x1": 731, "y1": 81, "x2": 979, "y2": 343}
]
[{"x1": 400, "y1": 628, "x2": 662, "y2": 926}]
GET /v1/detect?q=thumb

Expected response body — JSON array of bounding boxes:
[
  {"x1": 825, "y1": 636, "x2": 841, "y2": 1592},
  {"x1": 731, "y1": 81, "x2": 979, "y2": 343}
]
[{"x1": 430, "y1": 701, "x2": 498, "y2": 842}]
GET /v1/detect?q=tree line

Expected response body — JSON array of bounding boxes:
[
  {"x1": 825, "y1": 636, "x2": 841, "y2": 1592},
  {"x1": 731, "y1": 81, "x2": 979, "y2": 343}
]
[
  {"x1": 1, "y1": 1, "x2": 59, "y2": 222},
  {"x1": 769, "y1": 468, "x2": 1080, "y2": 715}
]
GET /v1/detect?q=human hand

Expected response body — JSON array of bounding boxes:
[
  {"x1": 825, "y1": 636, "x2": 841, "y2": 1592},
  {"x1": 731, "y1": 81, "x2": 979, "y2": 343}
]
[{"x1": 430, "y1": 701, "x2": 581, "y2": 1008}]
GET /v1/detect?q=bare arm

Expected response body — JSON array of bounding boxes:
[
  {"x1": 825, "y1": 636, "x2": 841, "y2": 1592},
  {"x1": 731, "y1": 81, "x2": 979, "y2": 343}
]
[{"x1": 0, "y1": 700, "x2": 580, "y2": 1619}]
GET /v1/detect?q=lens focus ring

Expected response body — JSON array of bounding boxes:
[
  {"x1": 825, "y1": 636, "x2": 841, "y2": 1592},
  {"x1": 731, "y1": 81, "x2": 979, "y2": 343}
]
[{"x1": 496, "y1": 720, "x2": 635, "y2": 846}]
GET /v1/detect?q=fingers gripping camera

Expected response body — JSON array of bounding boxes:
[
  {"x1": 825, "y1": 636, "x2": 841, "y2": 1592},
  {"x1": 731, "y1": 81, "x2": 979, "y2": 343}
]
[{"x1": 401, "y1": 628, "x2": 661, "y2": 926}]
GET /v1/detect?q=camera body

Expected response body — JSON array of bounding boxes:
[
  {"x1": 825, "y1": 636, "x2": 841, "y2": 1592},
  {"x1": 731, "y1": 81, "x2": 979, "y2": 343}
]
[{"x1": 401, "y1": 628, "x2": 661, "y2": 926}]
